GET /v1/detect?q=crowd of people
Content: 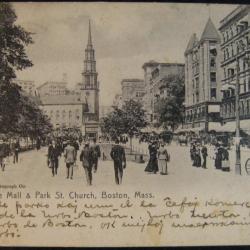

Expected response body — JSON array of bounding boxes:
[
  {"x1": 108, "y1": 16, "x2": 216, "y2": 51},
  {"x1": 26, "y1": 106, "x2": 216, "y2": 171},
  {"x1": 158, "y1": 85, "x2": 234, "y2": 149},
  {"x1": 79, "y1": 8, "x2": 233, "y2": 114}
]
[
  {"x1": 0, "y1": 131, "x2": 234, "y2": 186},
  {"x1": 47, "y1": 138, "x2": 126, "y2": 186},
  {"x1": 190, "y1": 141, "x2": 230, "y2": 171}
]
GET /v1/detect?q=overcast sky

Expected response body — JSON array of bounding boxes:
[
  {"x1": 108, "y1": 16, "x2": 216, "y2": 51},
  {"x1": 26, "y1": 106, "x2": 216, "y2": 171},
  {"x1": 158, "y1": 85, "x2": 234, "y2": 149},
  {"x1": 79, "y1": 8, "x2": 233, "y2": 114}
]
[{"x1": 13, "y1": 2, "x2": 237, "y2": 106}]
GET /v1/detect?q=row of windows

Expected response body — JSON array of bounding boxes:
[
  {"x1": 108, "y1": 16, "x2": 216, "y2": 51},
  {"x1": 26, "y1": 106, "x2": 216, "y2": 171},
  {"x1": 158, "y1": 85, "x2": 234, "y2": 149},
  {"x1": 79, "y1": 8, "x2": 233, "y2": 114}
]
[
  {"x1": 192, "y1": 88, "x2": 217, "y2": 104},
  {"x1": 44, "y1": 110, "x2": 80, "y2": 119},
  {"x1": 222, "y1": 21, "x2": 248, "y2": 44},
  {"x1": 221, "y1": 99, "x2": 250, "y2": 117},
  {"x1": 185, "y1": 107, "x2": 206, "y2": 122},
  {"x1": 223, "y1": 37, "x2": 249, "y2": 61}
]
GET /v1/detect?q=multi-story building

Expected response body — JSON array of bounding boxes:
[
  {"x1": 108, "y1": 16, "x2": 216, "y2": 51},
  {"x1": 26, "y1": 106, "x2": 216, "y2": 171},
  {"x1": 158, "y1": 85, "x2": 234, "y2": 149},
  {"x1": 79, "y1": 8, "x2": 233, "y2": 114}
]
[
  {"x1": 39, "y1": 21, "x2": 100, "y2": 139},
  {"x1": 142, "y1": 60, "x2": 159, "y2": 121},
  {"x1": 184, "y1": 18, "x2": 222, "y2": 133},
  {"x1": 39, "y1": 94, "x2": 87, "y2": 129},
  {"x1": 121, "y1": 79, "x2": 145, "y2": 105},
  {"x1": 37, "y1": 81, "x2": 67, "y2": 96},
  {"x1": 14, "y1": 79, "x2": 36, "y2": 96},
  {"x1": 142, "y1": 61, "x2": 184, "y2": 123},
  {"x1": 219, "y1": 5, "x2": 250, "y2": 132}
]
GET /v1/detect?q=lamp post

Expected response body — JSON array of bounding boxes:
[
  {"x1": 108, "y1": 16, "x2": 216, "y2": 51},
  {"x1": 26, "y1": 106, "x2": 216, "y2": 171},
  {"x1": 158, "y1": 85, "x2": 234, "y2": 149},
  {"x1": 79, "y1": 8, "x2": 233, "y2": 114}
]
[{"x1": 235, "y1": 53, "x2": 241, "y2": 175}]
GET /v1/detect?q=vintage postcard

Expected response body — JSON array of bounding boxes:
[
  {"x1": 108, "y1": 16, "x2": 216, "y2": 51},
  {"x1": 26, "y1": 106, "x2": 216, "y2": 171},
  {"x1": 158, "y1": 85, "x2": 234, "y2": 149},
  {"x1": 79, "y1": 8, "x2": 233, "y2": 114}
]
[{"x1": 1, "y1": 1, "x2": 250, "y2": 247}]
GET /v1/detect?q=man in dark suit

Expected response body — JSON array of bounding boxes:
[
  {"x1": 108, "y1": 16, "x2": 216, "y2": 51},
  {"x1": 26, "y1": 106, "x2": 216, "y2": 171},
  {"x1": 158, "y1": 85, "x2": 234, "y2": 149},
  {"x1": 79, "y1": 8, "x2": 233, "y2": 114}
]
[
  {"x1": 90, "y1": 138, "x2": 101, "y2": 173},
  {"x1": 48, "y1": 140, "x2": 61, "y2": 177},
  {"x1": 13, "y1": 139, "x2": 20, "y2": 164},
  {"x1": 110, "y1": 139, "x2": 126, "y2": 185},
  {"x1": 80, "y1": 141, "x2": 94, "y2": 185}
]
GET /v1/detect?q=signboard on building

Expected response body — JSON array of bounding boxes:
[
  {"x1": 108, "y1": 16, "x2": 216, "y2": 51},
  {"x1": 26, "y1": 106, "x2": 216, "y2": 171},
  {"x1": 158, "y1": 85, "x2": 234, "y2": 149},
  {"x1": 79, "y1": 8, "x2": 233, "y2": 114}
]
[{"x1": 208, "y1": 105, "x2": 220, "y2": 113}]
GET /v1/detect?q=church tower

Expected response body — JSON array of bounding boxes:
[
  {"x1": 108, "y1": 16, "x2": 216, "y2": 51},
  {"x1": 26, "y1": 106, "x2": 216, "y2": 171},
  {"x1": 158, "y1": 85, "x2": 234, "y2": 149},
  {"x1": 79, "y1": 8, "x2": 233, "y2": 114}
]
[{"x1": 81, "y1": 20, "x2": 99, "y2": 122}]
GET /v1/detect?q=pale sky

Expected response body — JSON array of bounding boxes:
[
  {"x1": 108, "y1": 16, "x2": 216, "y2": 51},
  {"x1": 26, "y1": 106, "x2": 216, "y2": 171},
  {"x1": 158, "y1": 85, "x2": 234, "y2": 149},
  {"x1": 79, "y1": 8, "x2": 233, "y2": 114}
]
[{"x1": 13, "y1": 2, "x2": 237, "y2": 106}]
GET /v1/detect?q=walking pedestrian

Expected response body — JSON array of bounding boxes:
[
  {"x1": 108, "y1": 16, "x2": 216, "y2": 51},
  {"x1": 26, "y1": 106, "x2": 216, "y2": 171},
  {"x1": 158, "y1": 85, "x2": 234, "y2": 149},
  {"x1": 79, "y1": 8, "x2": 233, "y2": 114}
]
[
  {"x1": 13, "y1": 139, "x2": 20, "y2": 164},
  {"x1": 36, "y1": 137, "x2": 41, "y2": 150},
  {"x1": 145, "y1": 141, "x2": 159, "y2": 174},
  {"x1": 64, "y1": 140, "x2": 76, "y2": 179},
  {"x1": 190, "y1": 143, "x2": 196, "y2": 166},
  {"x1": 193, "y1": 143, "x2": 201, "y2": 168},
  {"x1": 48, "y1": 140, "x2": 61, "y2": 177},
  {"x1": 110, "y1": 139, "x2": 126, "y2": 185},
  {"x1": 80, "y1": 141, "x2": 93, "y2": 185},
  {"x1": 201, "y1": 145, "x2": 208, "y2": 169},
  {"x1": 0, "y1": 139, "x2": 6, "y2": 171},
  {"x1": 157, "y1": 142, "x2": 169, "y2": 175},
  {"x1": 221, "y1": 145, "x2": 230, "y2": 172},
  {"x1": 214, "y1": 143, "x2": 223, "y2": 170},
  {"x1": 90, "y1": 138, "x2": 101, "y2": 173},
  {"x1": 73, "y1": 140, "x2": 79, "y2": 166}
]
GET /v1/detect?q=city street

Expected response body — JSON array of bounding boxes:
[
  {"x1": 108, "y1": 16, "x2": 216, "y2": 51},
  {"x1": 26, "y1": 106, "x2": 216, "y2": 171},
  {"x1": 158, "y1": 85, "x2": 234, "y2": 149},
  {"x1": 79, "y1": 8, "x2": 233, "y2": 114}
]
[{"x1": 1, "y1": 144, "x2": 250, "y2": 196}]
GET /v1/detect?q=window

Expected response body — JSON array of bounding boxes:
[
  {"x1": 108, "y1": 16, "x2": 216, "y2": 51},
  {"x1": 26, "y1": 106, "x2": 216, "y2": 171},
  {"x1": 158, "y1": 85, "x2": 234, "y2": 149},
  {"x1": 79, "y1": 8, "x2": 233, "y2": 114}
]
[
  {"x1": 210, "y1": 58, "x2": 216, "y2": 68},
  {"x1": 210, "y1": 72, "x2": 216, "y2": 82},
  {"x1": 211, "y1": 88, "x2": 216, "y2": 99},
  {"x1": 228, "y1": 68, "x2": 235, "y2": 78}
]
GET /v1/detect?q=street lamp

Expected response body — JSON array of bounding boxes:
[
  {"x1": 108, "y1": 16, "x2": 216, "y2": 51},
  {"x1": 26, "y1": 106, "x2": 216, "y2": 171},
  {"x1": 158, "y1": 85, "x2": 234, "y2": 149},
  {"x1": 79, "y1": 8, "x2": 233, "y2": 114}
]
[{"x1": 235, "y1": 45, "x2": 250, "y2": 175}]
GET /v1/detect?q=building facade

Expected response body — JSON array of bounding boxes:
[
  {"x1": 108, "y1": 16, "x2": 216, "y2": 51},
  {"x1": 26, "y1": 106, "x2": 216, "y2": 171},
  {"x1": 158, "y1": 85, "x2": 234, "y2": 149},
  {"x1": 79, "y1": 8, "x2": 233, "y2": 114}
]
[
  {"x1": 219, "y1": 5, "x2": 250, "y2": 132},
  {"x1": 142, "y1": 60, "x2": 159, "y2": 122},
  {"x1": 142, "y1": 61, "x2": 184, "y2": 123},
  {"x1": 14, "y1": 79, "x2": 36, "y2": 96},
  {"x1": 39, "y1": 95, "x2": 87, "y2": 129},
  {"x1": 184, "y1": 18, "x2": 223, "y2": 133},
  {"x1": 121, "y1": 79, "x2": 145, "y2": 105}
]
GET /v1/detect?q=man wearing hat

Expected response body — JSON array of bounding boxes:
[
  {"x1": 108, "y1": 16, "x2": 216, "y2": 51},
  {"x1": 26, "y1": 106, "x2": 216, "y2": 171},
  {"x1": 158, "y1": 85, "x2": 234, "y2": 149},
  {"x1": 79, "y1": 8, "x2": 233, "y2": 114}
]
[
  {"x1": 80, "y1": 141, "x2": 94, "y2": 185},
  {"x1": 64, "y1": 140, "x2": 76, "y2": 179},
  {"x1": 110, "y1": 139, "x2": 126, "y2": 185}
]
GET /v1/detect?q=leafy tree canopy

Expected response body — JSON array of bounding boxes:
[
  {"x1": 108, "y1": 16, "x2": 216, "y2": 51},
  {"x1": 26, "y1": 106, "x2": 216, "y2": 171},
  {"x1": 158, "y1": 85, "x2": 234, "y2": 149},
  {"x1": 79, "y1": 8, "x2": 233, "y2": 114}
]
[{"x1": 155, "y1": 73, "x2": 185, "y2": 131}]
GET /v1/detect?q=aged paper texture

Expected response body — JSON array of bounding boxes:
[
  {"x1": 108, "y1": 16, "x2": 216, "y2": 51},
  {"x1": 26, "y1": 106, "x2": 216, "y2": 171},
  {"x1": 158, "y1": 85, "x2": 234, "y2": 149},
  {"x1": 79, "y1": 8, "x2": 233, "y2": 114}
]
[{"x1": 1, "y1": 2, "x2": 250, "y2": 247}]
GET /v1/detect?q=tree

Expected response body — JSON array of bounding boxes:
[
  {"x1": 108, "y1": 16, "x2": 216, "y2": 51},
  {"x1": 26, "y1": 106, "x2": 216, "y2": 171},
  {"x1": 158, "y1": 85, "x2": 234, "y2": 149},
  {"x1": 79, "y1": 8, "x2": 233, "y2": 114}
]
[
  {"x1": 100, "y1": 100, "x2": 148, "y2": 151},
  {"x1": 155, "y1": 73, "x2": 185, "y2": 131},
  {"x1": 0, "y1": 3, "x2": 33, "y2": 134},
  {"x1": 0, "y1": 3, "x2": 33, "y2": 82}
]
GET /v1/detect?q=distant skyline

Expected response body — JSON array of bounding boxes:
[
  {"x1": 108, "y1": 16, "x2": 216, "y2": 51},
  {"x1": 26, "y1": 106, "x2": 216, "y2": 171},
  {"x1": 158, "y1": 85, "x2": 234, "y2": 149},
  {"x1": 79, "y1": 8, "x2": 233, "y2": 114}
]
[{"x1": 13, "y1": 2, "x2": 237, "y2": 106}]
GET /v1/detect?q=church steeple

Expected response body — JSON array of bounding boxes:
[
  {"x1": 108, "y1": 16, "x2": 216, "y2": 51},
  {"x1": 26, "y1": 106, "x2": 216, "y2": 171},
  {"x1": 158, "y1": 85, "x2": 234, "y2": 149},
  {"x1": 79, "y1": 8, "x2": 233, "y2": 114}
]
[
  {"x1": 88, "y1": 20, "x2": 92, "y2": 47},
  {"x1": 80, "y1": 20, "x2": 100, "y2": 131},
  {"x1": 83, "y1": 19, "x2": 97, "y2": 77}
]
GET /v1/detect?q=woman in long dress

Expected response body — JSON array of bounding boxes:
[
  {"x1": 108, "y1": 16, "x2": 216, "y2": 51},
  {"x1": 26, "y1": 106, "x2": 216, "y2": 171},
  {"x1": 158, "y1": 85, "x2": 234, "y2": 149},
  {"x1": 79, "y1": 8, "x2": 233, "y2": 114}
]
[
  {"x1": 145, "y1": 141, "x2": 159, "y2": 174},
  {"x1": 214, "y1": 143, "x2": 223, "y2": 169},
  {"x1": 157, "y1": 142, "x2": 169, "y2": 175}
]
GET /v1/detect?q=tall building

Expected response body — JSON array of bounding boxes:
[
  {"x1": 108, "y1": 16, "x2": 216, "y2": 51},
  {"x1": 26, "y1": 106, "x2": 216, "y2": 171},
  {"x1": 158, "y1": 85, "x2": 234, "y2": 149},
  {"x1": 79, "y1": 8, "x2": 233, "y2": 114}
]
[
  {"x1": 14, "y1": 79, "x2": 36, "y2": 96},
  {"x1": 184, "y1": 18, "x2": 222, "y2": 133},
  {"x1": 142, "y1": 60, "x2": 159, "y2": 121},
  {"x1": 219, "y1": 5, "x2": 250, "y2": 132},
  {"x1": 121, "y1": 79, "x2": 145, "y2": 105},
  {"x1": 142, "y1": 61, "x2": 184, "y2": 123},
  {"x1": 78, "y1": 20, "x2": 100, "y2": 138},
  {"x1": 39, "y1": 20, "x2": 100, "y2": 139}
]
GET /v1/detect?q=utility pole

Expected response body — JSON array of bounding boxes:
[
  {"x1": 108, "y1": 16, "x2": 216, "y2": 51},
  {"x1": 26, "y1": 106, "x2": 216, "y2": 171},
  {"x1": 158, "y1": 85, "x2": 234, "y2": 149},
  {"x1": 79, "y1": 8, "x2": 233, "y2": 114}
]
[{"x1": 235, "y1": 54, "x2": 241, "y2": 175}]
